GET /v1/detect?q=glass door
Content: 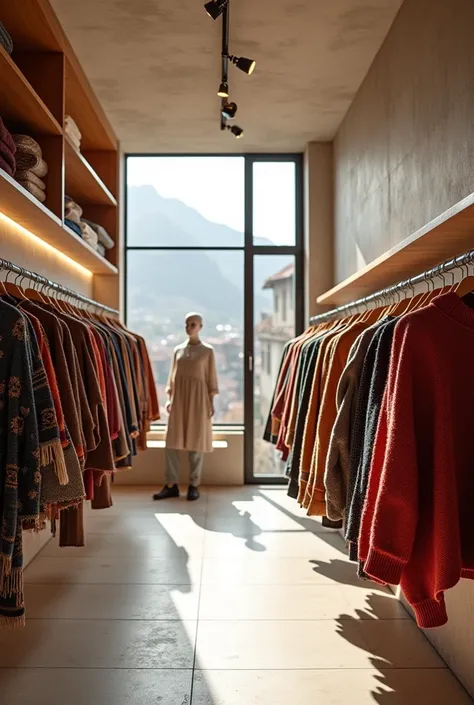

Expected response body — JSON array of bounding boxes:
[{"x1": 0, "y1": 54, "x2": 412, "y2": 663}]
[{"x1": 244, "y1": 157, "x2": 304, "y2": 483}]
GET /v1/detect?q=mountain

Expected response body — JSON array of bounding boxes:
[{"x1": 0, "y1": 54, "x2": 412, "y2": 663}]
[{"x1": 126, "y1": 185, "x2": 287, "y2": 332}]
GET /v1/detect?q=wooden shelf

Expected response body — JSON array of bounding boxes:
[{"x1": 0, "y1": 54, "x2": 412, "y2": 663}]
[
  {"x1": 0, "y1": 169, "x2": 117, "y2": 275},
  {"x1": 317, "y1": 192, "x2": 474, "y2": 306},
  {"x1": 0, "y1": 44, "x2": 62, "y2": 135},
  {"x1": 65, "y1": 137, "x2": 117, "y2": 207}
]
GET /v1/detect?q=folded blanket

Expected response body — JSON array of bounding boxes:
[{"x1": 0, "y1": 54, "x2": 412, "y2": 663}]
[
  {"x1": 65, "y1": 195, "x2": 83, "y2": 225},
  {"x1": 0, "y1": 140, "x2": 16, "y2": 172},
  {"x1": 13, "y1": 134, "x2": 47, "y2": 177},
  {"x1": 0, "y1": 156, "x2": 14, "y2": 177},
  {"x1": 15, "y1": 169, "x2": 46, "y2": 191},
  {"x1": 96, "y1": 243, "x2": 106, "y2": 258},
  {"x1": 65, "y1": 115, "x2": 82, "y2": 150},
  {"x1": 0, "y1": 21, "x2": 13, "y2": 55},
  {"x1": 80, "y1": 221, "x2": 98, "y2": 248},
  {"x1": 0, "y1": 118, "x2": 16, "y2": 155},
  {"x1": 65, "y1": 218, "x2": 82, "y2": 237},
  {"x1": 18, "y1": 179, "x2": 46, "y2": 203},
  {"x1": 12, "y1": 134, "x2": 42, "y2": 158},
  {"x1": 82, "y1": 218, "x2": 114, "y2": 249}
]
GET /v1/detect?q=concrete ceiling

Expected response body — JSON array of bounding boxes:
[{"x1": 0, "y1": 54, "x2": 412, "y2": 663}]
[{"x1": 51, "y1": 0, "x2": 403, "y2": 153}]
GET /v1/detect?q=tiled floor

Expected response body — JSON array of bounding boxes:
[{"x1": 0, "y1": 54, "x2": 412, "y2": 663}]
[{"x1": 0, "y1": 485, "x2": 472, "y2": 704}]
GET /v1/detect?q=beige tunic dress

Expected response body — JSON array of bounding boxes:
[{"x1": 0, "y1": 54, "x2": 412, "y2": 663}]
[{"x1": 165, "y1": 341, "x2": 219, "y2": 453}]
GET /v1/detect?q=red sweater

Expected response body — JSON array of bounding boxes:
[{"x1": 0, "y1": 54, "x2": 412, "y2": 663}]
[{"x1": 359, "y1": 293, "x2": 474, "y2": 629}]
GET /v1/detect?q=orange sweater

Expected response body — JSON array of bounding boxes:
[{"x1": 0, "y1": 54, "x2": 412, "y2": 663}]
[
  {"x1": 298, "y1": 327, "x2": 342, "y2": 505},
  {"x1": 306, "y1": 322, "x2": 369, "y2": 516}
]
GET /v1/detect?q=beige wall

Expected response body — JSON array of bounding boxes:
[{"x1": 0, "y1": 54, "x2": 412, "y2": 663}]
[
  {"x1": 304, "y1": 143, "x2": 334, "y2": 318},
  {"x1": 334, "y1": 0, "x2": 474, "y2": 284},
  {"x1": 332, "y1": 0, "x2": 474, "y2": 695}
]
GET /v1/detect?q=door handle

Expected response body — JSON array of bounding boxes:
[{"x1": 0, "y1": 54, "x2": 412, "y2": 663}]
[{"x1": 248, "y1": 355, "x2": 253, "y2": 372}]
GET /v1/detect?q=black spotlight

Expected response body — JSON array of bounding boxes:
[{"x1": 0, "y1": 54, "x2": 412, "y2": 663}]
[
  {"x1": 205, "y1": 0, "x2": 228, "y2": 20},
  {"x1": 222, "y1": 101, "x2": 238, "y2": 119},
  {"x1": 217, "y1": 81, "x2": 229, "y2": 98},
  {"x1": 229, "y1": 55, "x2": 256, "y2": 75},
  {"x1": 227, "y1": 124, "x2": 244, "y2": 139}
]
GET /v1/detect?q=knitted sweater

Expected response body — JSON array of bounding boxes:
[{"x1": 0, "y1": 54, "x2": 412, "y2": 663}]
[
  {"x1": 359, "y1": 294, "x2": 474, "y2": 629},
  {"x1": 305, "y1": 322, "x2": 369, "y2": 516},
  {"x1": 287, "y1": 339, "x2": 320, "y2": 498},
  {"x1": 324, "y1": 322, "x2": 380, "y2": 521},
  {"x1": 345, "y1": 318, "x2": 397, "y2": 560}
]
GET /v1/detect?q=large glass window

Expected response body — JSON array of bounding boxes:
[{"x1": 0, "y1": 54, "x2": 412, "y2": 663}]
[{"x1": 125, "y1": 154, "x2": 303, "y2": 481}]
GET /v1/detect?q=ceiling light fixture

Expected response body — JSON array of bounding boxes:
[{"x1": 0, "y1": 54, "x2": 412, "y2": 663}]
[
  {"x1": 217, "y1": 81, "x2": 229, "y2": 98},
  {"x1": 222, "y1": 101, "x2": 238, "y2": 119},
  {"x1": 226, "y1": 124, "x2": 244, "y2": 139},
  {"x1": 204, "y1": 0, "x2": 228, "y2": 20},
  {"x1": 209, "y1": 0, "x2": 254, "y2": 139},
  {"x1": 227, "y1": 55, "x2": 256, "y2": 75}
]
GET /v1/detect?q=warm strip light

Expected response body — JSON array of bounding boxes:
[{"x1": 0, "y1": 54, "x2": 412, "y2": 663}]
[
  {"x1": 0, "y1": 212, "x2": 93, "y2": 278},
  {"x1": 147, "y1": 440, "x2": 229, "y2": 449}
]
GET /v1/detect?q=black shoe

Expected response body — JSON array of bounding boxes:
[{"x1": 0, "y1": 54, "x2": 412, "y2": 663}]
[
  {"x1": 153, "y1": 485, "x2": 180, "y2": 500},
  {"x1": 187, "y1": 485, "x2": 200, "y2": 501}
]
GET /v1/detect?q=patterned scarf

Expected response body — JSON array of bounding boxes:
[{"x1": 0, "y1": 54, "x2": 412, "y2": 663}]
[{"x1": 0, "y1": 304, "x2": 41, "y2": 627}]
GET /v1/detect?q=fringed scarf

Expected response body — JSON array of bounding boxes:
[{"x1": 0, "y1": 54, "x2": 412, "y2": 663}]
[{"x1": 0, "y1": 304, "x2": 41, "y2": 627}]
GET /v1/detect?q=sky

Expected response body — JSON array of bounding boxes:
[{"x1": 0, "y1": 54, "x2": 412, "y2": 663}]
[{"x1": 127, "y1": 156, "x2": 296, "y2": 246}]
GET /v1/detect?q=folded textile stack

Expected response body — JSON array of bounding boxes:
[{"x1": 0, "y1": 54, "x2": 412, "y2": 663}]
[
  {"x1": 65, "y1": 115, "x2": 82, "y2": 151},
  {"x1": 80, "y1": 221, "x2": 98, "y2": 248},
  {"x1": 82, "y1": 218, "x2": 115, "y2": 251},
  {"x1": 13, "y1": 134, "x2": 48, "y2": 202},
  {"x1": 65, "y1": 195, "x2": 83, "y2": 236},
  {"x1": 0, "y1": 20, "x2": 13, "y2": 55},
  {"x1": 0, "y1": 117, "x2": 16, "y2": 177}
]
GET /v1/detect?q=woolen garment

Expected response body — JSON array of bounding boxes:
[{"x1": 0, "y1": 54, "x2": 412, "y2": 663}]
[
  {"x1": 305, "y1": 321, "x2": 369, "y2": 515},
  {"x1": 0, "y1": 118, "x2": 16, "y2": 156},
  {"x1": 65, "y1": 219, "x2": 82, "y2": 237},
  {"x1": 166, "y1": 342, "x2": 218, "y2": 453},
  {"x1": 344, "y1": 318, "x2": 397, "y2": 562},
  {"x1": 80, "y1": 221, "x2": 98, "y2": 248},
  {"x1": 0, "y1": 142, "x2": 15, "y2": 173},
  {"x1": 263, "y1": 341, "x2": 291, "y2": 444},
  {"x1": 359, "y1": 293, "x2": 474, "y2": 629},
  {"x1": 298, "y1": 327, "x2": 344, "y2": 504},
  {"x1": 17, "y1": 178, "x2": 46, "y2": 203},
  {"x1": 15, "y1": 169, "x2": 46, "y2": 191},
  {"x1": 324, "y1": 322, "x2": 381, "y2": 522},
  {"x1": 0, "y1": 303, "x2": 41, "y2": 627},
  {"x1": 82, "y1": 219, "x2": 114, "y2": 250},
  {"x1": 0, "y1": 155, "x2": 14, "y2": 177},
  {"x1": 287, "y1": 332, "x2": 328, "y2": 498},
  {"x1": 0, "y1": 21, "x2": 13, "y2": 54}
]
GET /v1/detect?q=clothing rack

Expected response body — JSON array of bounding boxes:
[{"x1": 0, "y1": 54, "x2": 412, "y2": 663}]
[
  {"x1": 0, "y1": 257, "x2": 119, "y2": 315},
  {"x1": 310, "y1": 248, "x2": 474, "y2": 324}
]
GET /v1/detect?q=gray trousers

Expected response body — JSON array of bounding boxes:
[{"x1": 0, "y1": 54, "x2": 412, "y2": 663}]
[{"x1": 165, "y1": 449, "x2": 204, "y2": 488}]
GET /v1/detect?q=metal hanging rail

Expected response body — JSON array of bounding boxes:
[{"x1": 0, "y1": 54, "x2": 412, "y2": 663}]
[
  {"x1": 309, "y1": 249, "x2": 474, "y2": 324},
  {"x1": 0, "y1": 258, "x2": 119, "y2": 315}
]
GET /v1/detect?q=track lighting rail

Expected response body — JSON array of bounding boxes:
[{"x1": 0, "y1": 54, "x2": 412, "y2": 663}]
[{"x1": 204, "y1": 0, "x2": 255, "y2": 139}]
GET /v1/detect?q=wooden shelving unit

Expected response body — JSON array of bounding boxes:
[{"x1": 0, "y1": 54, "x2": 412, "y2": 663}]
[
  {"x1": 317, "y1": 193, "x2": 474, "y2": 307},
  {"x1": 0, "y1": 0, "x2": 119, "y2": 275},
  {"x1": 0, "y1": 169, "x2": 117, "y2": 274},
  {"x1": 0, "y1": 45, "x2": 62, "y2": 136},
  {"x1": 65, "y1": 137, "x2": 117, "y2": 207}
]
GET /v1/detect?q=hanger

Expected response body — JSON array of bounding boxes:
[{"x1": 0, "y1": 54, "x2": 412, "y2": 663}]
[
  {"x1": 454, "y1": 254, "x2": 474, "y2": 297},
  {"x1": 24, "y1": 274, "x2": 49, "y2": 303},
  {"x1": 3, "y1": 263, "x2": 28, "y2": 300}
]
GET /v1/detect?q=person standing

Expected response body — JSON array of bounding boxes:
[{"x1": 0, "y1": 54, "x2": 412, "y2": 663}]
[{"x1": 153, "y1": 312, "x2": 219, "y2": 501}]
